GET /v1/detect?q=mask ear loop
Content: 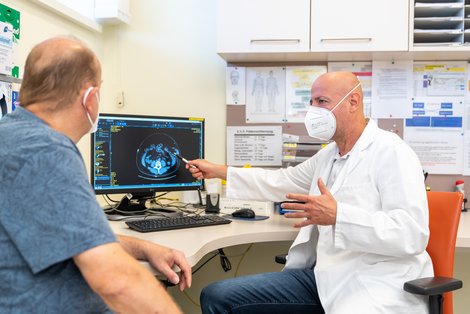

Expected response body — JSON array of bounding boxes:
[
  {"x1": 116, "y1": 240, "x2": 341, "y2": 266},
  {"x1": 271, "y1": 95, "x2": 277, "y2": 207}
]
[
  {"x1": 82, "y1": 86, "x2": 95, "y2": 126},
  {"x1": 82, "y1": 86, "x2": 94, "y2": 107},
  {"x1": 330, "y1": 82, "x2": 361, "y2": 113}
]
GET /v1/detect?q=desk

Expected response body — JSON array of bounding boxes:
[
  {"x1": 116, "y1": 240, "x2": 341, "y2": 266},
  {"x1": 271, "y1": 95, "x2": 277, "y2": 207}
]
[
  {"x1": 110, "y1": 211, "x2": 470, "y2": 266},
  {"x1": 110, "y1": 213, "x2": 300, "y2": 267}
]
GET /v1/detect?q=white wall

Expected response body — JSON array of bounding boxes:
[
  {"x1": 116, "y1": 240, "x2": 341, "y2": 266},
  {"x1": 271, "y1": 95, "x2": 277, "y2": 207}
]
[{"x1": 99, "y1": 0, "x2": 227, "y2": 165}]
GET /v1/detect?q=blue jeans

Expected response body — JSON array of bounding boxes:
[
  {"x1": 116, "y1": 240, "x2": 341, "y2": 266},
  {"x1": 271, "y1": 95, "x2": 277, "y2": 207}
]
[{"x1": 200, "y1": 269, "x2": 324, "y2": 314}]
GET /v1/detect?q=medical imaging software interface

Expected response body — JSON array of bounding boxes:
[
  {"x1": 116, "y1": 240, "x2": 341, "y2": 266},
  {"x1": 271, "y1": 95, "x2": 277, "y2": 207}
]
[{"x1": 92, "y1": 114, "x2": 204, "y2": 194}]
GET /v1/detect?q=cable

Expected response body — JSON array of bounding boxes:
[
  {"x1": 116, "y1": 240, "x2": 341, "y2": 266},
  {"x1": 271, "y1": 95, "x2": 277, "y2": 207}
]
[
  {"x1": 218, "y1": 248, "x2": 232, "y2": 272},
  {"x1": 104, "y1": 194, "x2": 119, "y2": 203},
  {"x1": 191, "y1": 252, "x2": 219, "y2": 275},
  {"x1": 181, "y1": 251, "x2": 221, "y2": 309},
  {"x1": 234, "y1": 243, "x2": 253, "y2": 277}
]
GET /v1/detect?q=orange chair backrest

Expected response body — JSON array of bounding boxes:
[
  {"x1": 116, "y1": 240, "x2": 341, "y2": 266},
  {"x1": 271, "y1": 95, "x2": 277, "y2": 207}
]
[{"x1": 426, "y1": 191, "x2": 462, "y2": 314}]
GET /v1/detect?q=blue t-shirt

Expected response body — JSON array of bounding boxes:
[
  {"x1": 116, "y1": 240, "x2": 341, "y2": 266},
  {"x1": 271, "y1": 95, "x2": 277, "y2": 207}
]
[{"x1": 0, "y1": 107, "x2": 117, "y2": 313}]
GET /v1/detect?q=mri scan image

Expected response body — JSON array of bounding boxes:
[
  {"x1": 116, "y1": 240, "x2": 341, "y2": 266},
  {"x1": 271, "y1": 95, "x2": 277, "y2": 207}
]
[{"x1": 136, "y1": 133, "x2": 181, "y2": 180}]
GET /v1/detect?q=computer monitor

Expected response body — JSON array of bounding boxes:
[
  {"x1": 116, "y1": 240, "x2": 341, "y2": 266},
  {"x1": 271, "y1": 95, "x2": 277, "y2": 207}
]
[{"x1": 91, "y1": 113, "x2": 204, "y2": 212}]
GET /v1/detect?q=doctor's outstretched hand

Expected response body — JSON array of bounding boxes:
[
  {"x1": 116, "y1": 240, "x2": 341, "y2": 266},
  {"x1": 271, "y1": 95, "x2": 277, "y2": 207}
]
[
  {"x1": 282, "y1": 178, "x2": 337, "y2": 228},
  {"x1": 186, "y1": 159, "x2": 228, "y2": 181}
]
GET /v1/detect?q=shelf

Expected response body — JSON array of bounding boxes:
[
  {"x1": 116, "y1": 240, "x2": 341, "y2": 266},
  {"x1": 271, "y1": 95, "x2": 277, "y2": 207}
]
[{"x1": 414, "y1": 0, "x2": 467, "y2": 46}]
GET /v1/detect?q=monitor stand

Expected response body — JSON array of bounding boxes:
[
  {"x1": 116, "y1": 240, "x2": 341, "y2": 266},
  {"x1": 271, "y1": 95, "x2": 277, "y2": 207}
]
[
  {"x1": 114, "y1": 194, "x2": 148, "y2": 214},
  {"x1": 110, "y1": 193, "x2": 180, "y2": 216}
]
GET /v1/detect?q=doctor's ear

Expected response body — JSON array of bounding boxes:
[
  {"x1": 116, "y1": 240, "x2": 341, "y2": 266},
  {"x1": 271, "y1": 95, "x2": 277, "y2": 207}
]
[{"x1": 348, "y1": 93, "x2": 360, "y2": 113}]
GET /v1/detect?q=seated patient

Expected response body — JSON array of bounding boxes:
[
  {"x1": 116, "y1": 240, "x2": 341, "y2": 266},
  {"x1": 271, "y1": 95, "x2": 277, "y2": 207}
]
[
  {"x1": 187, "y1": 71, "x2": 432, "y2": 314},
  {"x1": 0, "y1": 36, "x2": 191, "y2": 314}
]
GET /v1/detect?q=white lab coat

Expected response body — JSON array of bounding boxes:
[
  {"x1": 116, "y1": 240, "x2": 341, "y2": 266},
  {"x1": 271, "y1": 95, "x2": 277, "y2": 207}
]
[{"x1": 226, "y1": 119, "x2": 433, "y2": 313}]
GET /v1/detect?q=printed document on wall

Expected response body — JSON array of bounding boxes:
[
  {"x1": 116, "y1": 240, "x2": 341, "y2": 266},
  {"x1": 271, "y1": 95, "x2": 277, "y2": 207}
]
[
  {"x1": 0, "y1": 80, "x2": 12, "y2": 119},
  {"x1": 463, "y1": 63, "x2": 470, "y2": 175},
  {"x1": 227, "y1": 126, "x2": 282, "y2": 166},
  {"x1": 0, "y1": 3, "x2": 20, "y2": 77},
  {"x1": 246, "y1": 67, "x2": 286, "y2": 123},
  {"x1": 328, "y1": 62, "x2": 372, "y2": 117},
  {"x1": 226, "y1": 66, "x2": 246, "y2": 105},
  {"x1": 285, "y1": 66, "x2": 326, "y2": 122},
  {"x1": 371, "y1": 61, "x2": 413, "y2": 119},
  {"x1": 404, "y1": 62, "x2": 466, "y2": 175},
  {"x1": 463, "y1": 103, "x2": 470, "y2": 175}
]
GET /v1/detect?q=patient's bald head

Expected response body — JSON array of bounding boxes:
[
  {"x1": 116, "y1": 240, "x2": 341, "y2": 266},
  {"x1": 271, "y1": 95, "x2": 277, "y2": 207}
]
[{"x1": 19, "y1": 37, "x2": 100, "y2": 110}]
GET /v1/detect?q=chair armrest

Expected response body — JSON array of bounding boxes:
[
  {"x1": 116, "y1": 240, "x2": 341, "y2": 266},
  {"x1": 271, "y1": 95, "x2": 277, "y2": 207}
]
[
  {"x1": 275, "y1": 253, "x2": 287, "y2": 265},
  {"x1": 404, "y1": 276, "x2": 463, "y2": 295}
]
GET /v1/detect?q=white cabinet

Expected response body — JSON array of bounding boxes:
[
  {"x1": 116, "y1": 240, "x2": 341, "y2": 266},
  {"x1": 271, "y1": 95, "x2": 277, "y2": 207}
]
[
  {"x1": 217, "y1": 0, "x2": 311, "y2": 53},
  {"x1": 310, "y1": 0, "x2": 409, "y2": 52}
]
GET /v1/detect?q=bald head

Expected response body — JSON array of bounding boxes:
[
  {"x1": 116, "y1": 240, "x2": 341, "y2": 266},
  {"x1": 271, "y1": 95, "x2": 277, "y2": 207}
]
[
  {"x1": 19, "y1": 36, "x2": 100, "y2": 110},
  {"x1": 312, "y1": 71, "x2": 362, "y2": 98}
]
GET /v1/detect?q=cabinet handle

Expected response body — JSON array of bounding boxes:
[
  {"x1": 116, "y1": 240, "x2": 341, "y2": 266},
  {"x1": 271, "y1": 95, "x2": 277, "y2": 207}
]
[
  {"x1": 250, "y1": 39, "x2": 301, "y2": 43},
  {"x1": 320, "y1": 38, "x2": 372, "y2": 43}
]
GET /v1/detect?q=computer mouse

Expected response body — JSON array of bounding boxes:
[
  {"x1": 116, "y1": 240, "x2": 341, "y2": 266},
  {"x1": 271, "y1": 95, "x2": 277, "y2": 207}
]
[{"x1": 232, "y1": 208, "x2": 255, "y2": 218}]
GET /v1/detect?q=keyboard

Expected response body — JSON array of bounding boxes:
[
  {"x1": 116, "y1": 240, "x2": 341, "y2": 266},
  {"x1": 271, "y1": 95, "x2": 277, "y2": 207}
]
[{"x1": 125, "y1": 215, "x2": 232, "y2": 232}]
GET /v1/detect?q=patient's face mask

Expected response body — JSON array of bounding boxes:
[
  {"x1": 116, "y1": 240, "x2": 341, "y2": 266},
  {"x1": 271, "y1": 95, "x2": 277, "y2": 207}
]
[
  {"x1": 304, "y1": 82, "x2": 361, "y2": 141},
  {"x1": 82, "y1": 86, "x2": 100, "y2": 134}
]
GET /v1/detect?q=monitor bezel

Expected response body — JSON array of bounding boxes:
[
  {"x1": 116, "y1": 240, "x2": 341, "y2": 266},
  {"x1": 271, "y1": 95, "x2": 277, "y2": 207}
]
[{"x1": 90, "y1": 112, "x2": 205, "y2": 196}]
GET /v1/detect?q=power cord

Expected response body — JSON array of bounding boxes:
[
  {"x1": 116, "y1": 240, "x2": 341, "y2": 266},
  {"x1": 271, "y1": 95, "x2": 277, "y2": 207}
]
[
  {"x1": 191, "y1": 252, "x2": 219, "y2": 275},
  {"x1": 179, "y1": 245, "x2": 253, "y2": 309},
  {"x1": 218, "y1": 248, "x2": 232, "y2": 272}
]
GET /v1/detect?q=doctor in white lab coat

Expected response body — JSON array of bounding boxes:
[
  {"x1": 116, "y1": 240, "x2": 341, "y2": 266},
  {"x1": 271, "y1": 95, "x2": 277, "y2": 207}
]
[{"x1": 191, "y1": 71, "x2": 432, "y2": 314}]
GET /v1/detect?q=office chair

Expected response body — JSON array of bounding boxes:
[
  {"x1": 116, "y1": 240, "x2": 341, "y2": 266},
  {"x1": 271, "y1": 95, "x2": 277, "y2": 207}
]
[
  {"x1": 404, "y1": 191, "x2": 463, "y2": 314},
  {"x1": 275, "y1": 191, "x2": 463, "y2": 314}
]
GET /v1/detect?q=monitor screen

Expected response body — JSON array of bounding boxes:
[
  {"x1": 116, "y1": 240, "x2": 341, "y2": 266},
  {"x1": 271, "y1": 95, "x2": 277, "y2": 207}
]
[{"x1": 91, "y1": 113, "x2": 204, "y2": 199}]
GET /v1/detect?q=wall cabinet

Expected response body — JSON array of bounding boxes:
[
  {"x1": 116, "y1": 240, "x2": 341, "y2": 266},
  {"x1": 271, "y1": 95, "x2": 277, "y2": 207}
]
[
  {"x1": 217, "y1": 0, "x2": 470, "y2": 62},
  {"x1": 217, "y1": 0, "x2": 310, "y2": 53},
  {"x1": 310, "y1": 0, "x2": 409, "y2": 52}
]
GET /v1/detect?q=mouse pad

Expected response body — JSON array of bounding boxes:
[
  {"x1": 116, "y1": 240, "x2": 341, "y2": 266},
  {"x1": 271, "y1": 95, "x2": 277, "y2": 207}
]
[{"x1": 224, "y1": 215, "x2": 270, "y2": 221}]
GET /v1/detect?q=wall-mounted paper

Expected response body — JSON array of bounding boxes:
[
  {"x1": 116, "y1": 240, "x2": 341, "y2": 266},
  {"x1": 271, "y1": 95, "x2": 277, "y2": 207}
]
[
  {"x1": 246, "y1": 67, "x2": 286, "y2": 123},
  {"x1": 371, "y1": 60, "x2": 413, "y2": 119},
  {"x1": 226, "y1": 66, "x2": 246, "y2": 105},
  {"x1": 227, "y1": 126, "x2": 282, "y2": 166}
]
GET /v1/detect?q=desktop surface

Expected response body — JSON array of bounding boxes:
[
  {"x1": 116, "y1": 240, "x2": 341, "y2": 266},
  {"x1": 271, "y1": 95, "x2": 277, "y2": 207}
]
[
  {"x1": 110, "y1": 213, "x2": 301, "y2": 267},
  {"x1": 109, "y1": 211, "x2": 470, "y2": 267}
]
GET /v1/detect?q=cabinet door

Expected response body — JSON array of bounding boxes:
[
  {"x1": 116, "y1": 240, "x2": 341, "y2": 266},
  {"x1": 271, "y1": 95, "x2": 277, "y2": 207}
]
[
  {"x1": 311, "y1": 0, "x2": 409, "y2": 52},
  {"x1": 217, "y1": 0, "x2": 310, "y2": 53}
]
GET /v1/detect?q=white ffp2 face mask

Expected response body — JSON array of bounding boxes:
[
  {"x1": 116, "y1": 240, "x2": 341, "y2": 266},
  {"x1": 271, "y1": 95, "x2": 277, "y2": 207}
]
[
  {"x1": 82, "y1": 86, "x2": 100, "y2": 134},
  {"x1": 304, "y1": 82, "x2": 361, "y2": 141}
]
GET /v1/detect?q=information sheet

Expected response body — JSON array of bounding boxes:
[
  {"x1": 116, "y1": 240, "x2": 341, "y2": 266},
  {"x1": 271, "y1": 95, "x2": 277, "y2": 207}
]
[
  {"x1": 0, "y1": 80, "x2": 12, "y2": 119},
  {"x1": 404, "y1": 62, "x2": 466, "y2": 174},
  {"x1": 371, "y1": 60, "x2": 413, "y2": 119},
  {"x1": 0, "y1": 3, "x2": 20, "y2": 77},
  {"x1": 246, "y1": 67, "x2": 286, "y2": 123},
  {"x1": 226, "y1": 126, "x2": 282, "y2": 166},
  {"x1": 463, "y1": 63, "x2": 470, "y2": 175},
  {"x1": 226, "y1": 66, "x2": 246, "y2": 105}
]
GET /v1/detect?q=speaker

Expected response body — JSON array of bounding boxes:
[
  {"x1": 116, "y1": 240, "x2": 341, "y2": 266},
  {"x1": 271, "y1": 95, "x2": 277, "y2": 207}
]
[{"x1": 206, "y1": 193, "x2": 220, "y2": 213}]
